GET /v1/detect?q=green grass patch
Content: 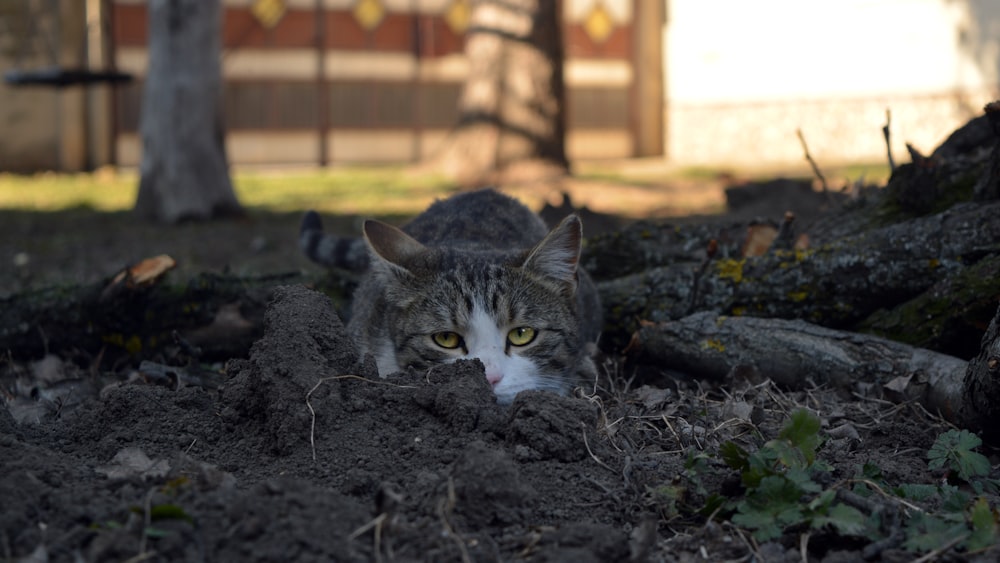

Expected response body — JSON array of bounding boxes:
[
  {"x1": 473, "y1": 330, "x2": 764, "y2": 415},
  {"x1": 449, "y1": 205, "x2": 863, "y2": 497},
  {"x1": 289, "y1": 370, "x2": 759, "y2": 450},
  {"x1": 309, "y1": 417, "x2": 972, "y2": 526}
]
[
  {"x1": 233, "y1": 167, "x2": 453, "y2": 214},
  {"x1": 574, "y1": 160, "x2": 892, "y2": 188},
  {"x1": 0, "y1": 171, "x2": 136, "y2": 211},
  {"x1": 0, "y1": 167, "x2": 454, "y2": 215}
]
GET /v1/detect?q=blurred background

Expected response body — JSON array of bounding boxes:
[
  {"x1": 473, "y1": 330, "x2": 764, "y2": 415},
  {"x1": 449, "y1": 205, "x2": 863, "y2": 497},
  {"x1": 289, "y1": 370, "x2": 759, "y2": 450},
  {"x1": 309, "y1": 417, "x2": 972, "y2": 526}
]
[
  {"x1": 2, "y1": 0, "x2": 998, "y2": 173},
  {"x1": 1, "y1": 0, "x2": 1000, "y2": 294}
]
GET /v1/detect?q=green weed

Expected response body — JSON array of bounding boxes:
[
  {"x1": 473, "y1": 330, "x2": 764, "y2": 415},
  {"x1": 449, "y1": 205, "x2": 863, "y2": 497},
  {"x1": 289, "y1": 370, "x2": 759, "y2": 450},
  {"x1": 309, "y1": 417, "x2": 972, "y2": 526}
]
[
  {"x1": 928, "y1": 429, "x2": 992, "y2": 483},
  {"x1": 701, "y1": 411, "x2": 1000, "y2": 556},
  {"x1": 721, "y1": 409, "x2": 864, "y2": 541}
]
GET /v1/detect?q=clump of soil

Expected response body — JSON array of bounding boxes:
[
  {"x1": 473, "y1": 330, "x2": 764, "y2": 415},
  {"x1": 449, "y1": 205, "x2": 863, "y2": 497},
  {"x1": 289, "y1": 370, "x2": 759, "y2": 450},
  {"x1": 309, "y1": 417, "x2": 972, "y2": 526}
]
[{"x1": 3, "y1": 284, "x2": 988, "y2": 561}]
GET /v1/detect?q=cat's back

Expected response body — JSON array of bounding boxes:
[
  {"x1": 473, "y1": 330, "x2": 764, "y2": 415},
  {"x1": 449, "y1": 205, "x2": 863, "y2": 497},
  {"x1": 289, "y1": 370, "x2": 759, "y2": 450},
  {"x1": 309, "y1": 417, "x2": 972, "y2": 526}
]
[{"x1": 402, "y1": 189, "x2": 548, "y2": 249}]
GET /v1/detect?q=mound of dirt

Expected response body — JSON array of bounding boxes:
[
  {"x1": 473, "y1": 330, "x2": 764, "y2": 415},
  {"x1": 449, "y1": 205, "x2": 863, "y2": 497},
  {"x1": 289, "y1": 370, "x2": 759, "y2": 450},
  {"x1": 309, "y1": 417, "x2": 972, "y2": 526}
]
[{"x1": 1, "y1": 285, "x2": 992, "y2": 561}]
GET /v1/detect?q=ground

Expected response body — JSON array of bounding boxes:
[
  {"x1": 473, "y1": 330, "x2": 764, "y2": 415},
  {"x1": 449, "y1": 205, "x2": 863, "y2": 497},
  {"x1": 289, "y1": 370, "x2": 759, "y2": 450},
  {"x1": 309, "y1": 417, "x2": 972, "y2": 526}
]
[{"x1": 2, "y1": 176, "x2": 998, "y2": 562}]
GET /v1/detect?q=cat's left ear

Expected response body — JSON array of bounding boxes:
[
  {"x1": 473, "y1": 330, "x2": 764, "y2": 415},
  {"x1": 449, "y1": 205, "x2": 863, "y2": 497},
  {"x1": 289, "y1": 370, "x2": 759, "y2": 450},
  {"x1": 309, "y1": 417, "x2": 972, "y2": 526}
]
[{"x1": 522, "y1": 215, "x2": 582, "y2": 288}]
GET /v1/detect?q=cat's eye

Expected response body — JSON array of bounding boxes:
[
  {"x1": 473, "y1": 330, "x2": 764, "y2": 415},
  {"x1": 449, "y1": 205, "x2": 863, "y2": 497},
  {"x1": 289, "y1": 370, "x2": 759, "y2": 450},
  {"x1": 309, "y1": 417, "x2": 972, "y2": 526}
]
[
  {"x1": 507, "y1": 327, "x2": 537, "y2": 347},
  {"x1": 432, "y1": 331, "x2": 463, "y2": 349}
]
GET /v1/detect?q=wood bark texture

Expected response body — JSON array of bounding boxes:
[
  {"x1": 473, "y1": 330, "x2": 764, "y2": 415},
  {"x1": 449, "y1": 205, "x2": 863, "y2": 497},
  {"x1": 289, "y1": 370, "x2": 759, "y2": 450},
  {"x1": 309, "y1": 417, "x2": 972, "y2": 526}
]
[
  {"x1": 430, "y1": 0, "x2": 568, "y2": 186},
  {"x1": 135, "y1": 0, "x2": 242, "y2": 223},
  {"x1": 960, "y1": 304, "x2": 1000, "y2": 443},
  {"x1": 593, "y1": 200, "x2": 1000, "y2": 352},
  {"x1": 635, "y1": 313, "x2": 966, "y2": 423}
]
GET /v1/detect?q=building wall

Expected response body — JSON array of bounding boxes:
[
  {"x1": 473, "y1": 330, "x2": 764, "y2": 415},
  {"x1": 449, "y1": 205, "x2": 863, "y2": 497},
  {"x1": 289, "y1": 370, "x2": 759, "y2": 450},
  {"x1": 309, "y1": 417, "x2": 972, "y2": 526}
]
[{"x1": 664, "y1": 0, "x2": 1000, "y2": 167}]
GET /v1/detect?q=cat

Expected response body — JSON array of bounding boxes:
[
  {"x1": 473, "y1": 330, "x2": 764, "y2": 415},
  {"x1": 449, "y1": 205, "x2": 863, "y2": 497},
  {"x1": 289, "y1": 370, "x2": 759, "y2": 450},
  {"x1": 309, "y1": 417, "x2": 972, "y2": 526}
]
[{"x1": 299, "y1": 189, "x2": 602, "y2": 404}]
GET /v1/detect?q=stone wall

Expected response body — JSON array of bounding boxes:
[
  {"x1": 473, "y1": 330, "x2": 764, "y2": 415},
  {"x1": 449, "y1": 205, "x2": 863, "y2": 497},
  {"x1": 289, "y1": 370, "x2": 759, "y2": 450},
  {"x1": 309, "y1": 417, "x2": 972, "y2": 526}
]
[{"x1": 666, "y1": 90, "x2": 997, "y2": 168}]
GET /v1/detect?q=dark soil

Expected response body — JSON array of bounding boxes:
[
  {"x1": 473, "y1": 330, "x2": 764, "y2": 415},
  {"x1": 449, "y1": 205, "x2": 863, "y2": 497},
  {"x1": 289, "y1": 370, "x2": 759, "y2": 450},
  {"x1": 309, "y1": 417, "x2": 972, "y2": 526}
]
[{"x1": 3, "y1": 183, "x2": 999, "y2": 561}]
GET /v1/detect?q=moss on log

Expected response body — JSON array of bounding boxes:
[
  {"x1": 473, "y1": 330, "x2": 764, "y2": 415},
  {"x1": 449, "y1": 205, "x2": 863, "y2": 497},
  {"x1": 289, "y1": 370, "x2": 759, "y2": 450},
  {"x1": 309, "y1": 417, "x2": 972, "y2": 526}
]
[
  {"x1": 596, "y1": 201, "x2": 1000, "y2": 351},
  {"x1": 858, "y1": 254, "x2": 1000, "y2": 359}
]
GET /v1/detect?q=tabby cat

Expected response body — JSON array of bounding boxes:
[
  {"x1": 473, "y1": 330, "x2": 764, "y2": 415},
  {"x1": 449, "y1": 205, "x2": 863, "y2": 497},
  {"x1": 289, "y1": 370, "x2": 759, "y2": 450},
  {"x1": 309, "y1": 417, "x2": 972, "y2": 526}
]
[{"x1": 299, "y1": 189, "x2": 601, "y2": 404}]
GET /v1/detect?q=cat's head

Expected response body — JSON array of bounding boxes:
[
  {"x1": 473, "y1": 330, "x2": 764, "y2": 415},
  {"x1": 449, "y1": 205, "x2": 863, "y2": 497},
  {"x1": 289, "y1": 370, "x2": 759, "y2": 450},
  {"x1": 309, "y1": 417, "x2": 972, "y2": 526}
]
[{"x1": 363, "y1": 216, "x2": 586, "y2": 404}]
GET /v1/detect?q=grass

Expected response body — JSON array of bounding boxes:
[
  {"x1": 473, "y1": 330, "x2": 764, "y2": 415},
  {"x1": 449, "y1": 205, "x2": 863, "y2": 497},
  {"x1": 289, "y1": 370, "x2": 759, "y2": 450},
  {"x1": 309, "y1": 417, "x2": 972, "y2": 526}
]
[
  {"x1": 0, "y1": 165, "x2": 710, "y2": 220},
  {"x1": 233, "y1": 167, "x2": 453, "y2": 215},
  {"x1": 0, "y1": 171, "x2": 136, "y2": 212},
  {"x1": 0, "y1": 167, "x2": 454, "y2": 215},
  {"x1": 574, "y1": 159, "x2": 891, "y2": 185},
  {"x1": 0, "y1": 160, "x2": 889, "y2": 220}
]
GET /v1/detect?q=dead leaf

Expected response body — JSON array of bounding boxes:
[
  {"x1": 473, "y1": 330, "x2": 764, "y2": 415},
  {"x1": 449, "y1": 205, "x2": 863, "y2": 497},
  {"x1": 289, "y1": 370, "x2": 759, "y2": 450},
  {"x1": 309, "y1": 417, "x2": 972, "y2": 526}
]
[
  {"x1": 622, "y1": 330, "x2": 642, "y2": 356},
  {"x1": 721, "y1": 399, "x2": 755, "y2": 422},
  {"x1": 741, "y1": 223, "x2": 778, "y2": 257},
  {"x1": 96, "y1": 447, "x2": 171, "y2": 481},
  {"x1": 827, "y1": 423, "x2": 861, "y2": 441},
  {"x1": 635, "y1": 385, "x2": 672, "y2": 410},
  {"x1": 181, "y1": 303, "x2": 256, "y2": 350},
  {"x1": 883, "y1": 374, "x2": 913, "y2": 394},
  {"x1": 108, "y1": 254, "x2": 177, "y2": 289},
  {"x1": 31, "y1": 354, "x2": 65, "y2": 385}
]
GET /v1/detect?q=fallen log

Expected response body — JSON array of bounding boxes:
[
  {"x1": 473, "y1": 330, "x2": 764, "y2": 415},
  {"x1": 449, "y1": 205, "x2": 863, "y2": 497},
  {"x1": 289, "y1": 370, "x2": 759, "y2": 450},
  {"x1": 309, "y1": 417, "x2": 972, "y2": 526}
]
[
  {"x1": 633, "y1": 312, "x2": 966, "y2": 423},
  {"x1": 0, "y1": 269, "x2": 351, "y2": 365},
  {"x1": 580, "y1": 180, "x2": 845, "y2": 280},
  {"x1": 582, "y1": 220, "x2": 748, "y2": 279},
  {"x1": 597, "y1": 200, "x2": 1000, "y2": 350},
  {"x1": 857, "y1": 254, "x2": 1000, "y2": 359}
]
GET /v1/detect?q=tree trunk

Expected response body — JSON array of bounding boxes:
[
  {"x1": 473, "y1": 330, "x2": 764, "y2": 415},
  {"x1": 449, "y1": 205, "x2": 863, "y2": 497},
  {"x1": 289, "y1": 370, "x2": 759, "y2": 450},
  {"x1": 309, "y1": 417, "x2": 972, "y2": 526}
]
[
  {"x1": 430, "y1": 0, "x2": 569, "y2": 186},
  {"x1": 960, "y1": 303, "x2": 1000, "y2": 443},
  {"x1": 135, "y1": 0, "x2": 242, "y2": 223}
]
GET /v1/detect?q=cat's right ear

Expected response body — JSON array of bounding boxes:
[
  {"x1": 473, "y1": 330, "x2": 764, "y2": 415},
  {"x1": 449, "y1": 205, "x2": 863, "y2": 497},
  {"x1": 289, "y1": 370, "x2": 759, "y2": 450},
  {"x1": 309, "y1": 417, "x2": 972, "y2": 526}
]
[{"x1": 363, "y1": 220, "x2": 426, "y2": 273}]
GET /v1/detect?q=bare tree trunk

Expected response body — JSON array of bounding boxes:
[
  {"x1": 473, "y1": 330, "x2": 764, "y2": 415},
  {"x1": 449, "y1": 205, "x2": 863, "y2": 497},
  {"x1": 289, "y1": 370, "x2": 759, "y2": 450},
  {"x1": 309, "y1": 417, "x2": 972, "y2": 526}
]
[
  {"x1": 430, "y1": 0, "x2": 568, "y2": 186},
  {"x1": 135, "y1": 0, "x2": 242, "y2": 223}
]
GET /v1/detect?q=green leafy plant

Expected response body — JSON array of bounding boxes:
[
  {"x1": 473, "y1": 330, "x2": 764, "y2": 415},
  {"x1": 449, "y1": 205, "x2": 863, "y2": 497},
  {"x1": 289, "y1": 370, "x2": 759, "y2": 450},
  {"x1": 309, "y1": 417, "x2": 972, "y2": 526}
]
[
  {"x1": 850, "y1": 430, "x2": 999, "y2": 554},
  {"x1": 127, "y1": 502, "x2": 194, "y2": 538},
  {"x1": 897, "y1": 430, "x2": 999, "y2": 553},
  {"x1": 928, "y1": 429, "x2": 991, "y2": 483},
  {"x1": 698, "y1": 415, "x2": 1000, "y2": 555},
  {"x1": 645, "y1": 451, "x2": 725, "y2": 520},
  {"x1": 721, "y1": 409, "x2": 864, "y2": 541},
  {"x1": 902, "y1": 486, "x2": 999, "y2": 553}
]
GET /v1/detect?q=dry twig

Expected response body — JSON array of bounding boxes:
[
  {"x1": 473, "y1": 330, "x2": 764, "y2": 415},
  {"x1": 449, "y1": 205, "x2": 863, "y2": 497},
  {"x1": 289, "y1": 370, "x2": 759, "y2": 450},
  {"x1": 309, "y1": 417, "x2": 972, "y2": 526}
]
[
  {"x1": 581, "y1": 422, "x2": 616, "y2": 474},
  {"x1": 883, "y1": 108, "x2": 895, "y2": 171},
  {"x1": 796, "y1": 128, "x2": 830, "y2": 194},
  {"x1": 437, "y1": 478, "x2": 472, "y2": 563},
  {"x1": 348, "y1": 513, "x2": 389, "y2": 563}
]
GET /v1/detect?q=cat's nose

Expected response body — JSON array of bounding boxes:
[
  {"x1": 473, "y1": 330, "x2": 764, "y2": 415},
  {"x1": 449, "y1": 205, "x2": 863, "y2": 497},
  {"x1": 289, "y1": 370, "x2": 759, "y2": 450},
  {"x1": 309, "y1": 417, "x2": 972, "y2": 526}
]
[
  {"x1": 481, "y1": 358, "x2": 503, "y2": 385},
  {"x1": 477, "y1": 349, "x2": 504, "y2": 386},
  {"x1": 485, "y1": 369, "x2": 503, "y2": 386}
]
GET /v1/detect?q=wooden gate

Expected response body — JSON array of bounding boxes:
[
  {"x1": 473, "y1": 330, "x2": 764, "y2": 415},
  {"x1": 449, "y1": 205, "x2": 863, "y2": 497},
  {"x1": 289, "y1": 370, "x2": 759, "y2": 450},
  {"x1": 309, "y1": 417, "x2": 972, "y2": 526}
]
[{"x1": 110, "y1": 0, "x2": 662, "y2": 167}]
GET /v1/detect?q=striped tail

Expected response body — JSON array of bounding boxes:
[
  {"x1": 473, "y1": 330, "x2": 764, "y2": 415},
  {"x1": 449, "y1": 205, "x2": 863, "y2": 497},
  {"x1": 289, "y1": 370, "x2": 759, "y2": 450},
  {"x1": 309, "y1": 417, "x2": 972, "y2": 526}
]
[{"x1": 298, "y1": 210, "x2": 370, "y2": 271}]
